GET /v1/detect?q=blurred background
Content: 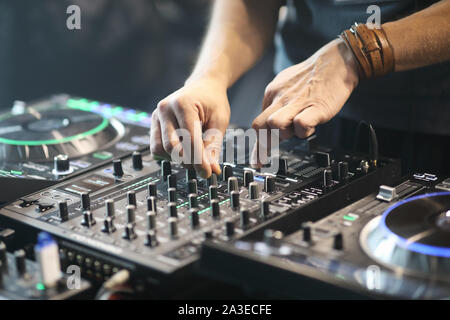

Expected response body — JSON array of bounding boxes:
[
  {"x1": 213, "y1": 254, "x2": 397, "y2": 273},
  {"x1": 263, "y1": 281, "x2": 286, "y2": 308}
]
[{"x1": 0, "y1": 0, "x2": 274, "y2": 127}]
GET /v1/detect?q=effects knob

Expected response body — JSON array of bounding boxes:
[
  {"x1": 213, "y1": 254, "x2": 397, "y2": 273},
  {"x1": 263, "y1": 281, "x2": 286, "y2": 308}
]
[
  {"x1": 148, "y1": 182, "x2": 157, "y2": 197},
  {"x1": 249, "y1": 182, "x2": 259, "y2": 200},
  {"x1": 243, "y1": 170, "x2": 254, "y2": 187},
  {"x1": 132, "y1": 151, "x2": 143, "y2": 170},
  {"x1": 161, "y1": 160, "x2": 172, "y2": 180},
  {"x1": 264, "y1": 175, "x2": 275, "y2": 193},
  {"x1": 145, "y1": 230, "x2": 158, "y2": 247},
  {"x1": 230, "y1": 191, "x2": 240, "y2": 210},
  {"x1": 53, "y1": 154, "x2": 72, "y2": 175},
  {"x1": 127, "y1": 191, "x2": 137, "y2": 206},
  {"x1": 102, "y1": 217, "x2": 116, "y2": 234},
  {"x1": 122, "y1": 223, "x2": 137, "y2": 240},
  {"x1": 240, "y1": 208, "x2": 250, "y2": 229},
  {"x1": 260, "y1": 198, "x2": 270, "y2": 220},
  {"x1": 59, "y1": 201, "x2": 69, "y2": 222},
  {"x1": 80, "y1": 193, "x2": 90, "y2": 211},
  {"x1": 112, "y1": 159, "x2": 124, "y2": 177},
  {"x1": 81, "y1": 210, "x2": 96, "y2": 227},
  {"x1": 211, "y1": 199, "x2": 220, "y2": 220},
  {"x1": 222, "y1": 165, "x2": 233, "y2": 181},
  {"x1": 105, "y1": 199, "x2": 115, "y2": 219},
  {"x1": 228, "y1": 177, "x2": 239, "y2": 193}
]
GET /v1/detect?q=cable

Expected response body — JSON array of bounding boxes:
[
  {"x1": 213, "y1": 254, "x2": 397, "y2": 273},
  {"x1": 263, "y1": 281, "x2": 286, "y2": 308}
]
[
  {"x1": 352, "y1": 120, "x2": 379, "y2": 167},
  {"x1": 95, "y1": 269, "x2": 133, "y2": 300}
]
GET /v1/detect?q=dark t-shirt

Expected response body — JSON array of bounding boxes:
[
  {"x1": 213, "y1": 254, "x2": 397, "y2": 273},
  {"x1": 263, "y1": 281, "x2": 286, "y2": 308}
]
[{"x1": 275, "y1": 0, "x2": 450, "y2": 135}]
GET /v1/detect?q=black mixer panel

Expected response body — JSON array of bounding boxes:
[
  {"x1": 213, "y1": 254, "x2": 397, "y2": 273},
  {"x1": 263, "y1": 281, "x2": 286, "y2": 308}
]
[{"x1": 200, "y1": 174, "x2": 450, "y2": 299}]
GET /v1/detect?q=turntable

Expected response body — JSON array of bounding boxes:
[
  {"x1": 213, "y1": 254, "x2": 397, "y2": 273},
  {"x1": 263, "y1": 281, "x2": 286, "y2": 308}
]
[
  {"x1": 0, "y1": 94, "x2": 151, "y2": 204},
  {"x1": 200, "y1": 174, "x2": 450, "y2": 299}
]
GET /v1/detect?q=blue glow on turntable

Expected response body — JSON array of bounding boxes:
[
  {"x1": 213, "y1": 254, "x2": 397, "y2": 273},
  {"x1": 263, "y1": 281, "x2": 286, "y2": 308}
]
[{"x1": 380, "y1": 191, "x2": 450, "y2": 258}]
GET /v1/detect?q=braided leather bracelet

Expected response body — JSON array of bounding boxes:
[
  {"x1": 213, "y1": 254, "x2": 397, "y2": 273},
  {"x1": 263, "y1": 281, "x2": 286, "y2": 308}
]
[{"x1": 340, "y1": 23, "x2": 395, "y2": 79}]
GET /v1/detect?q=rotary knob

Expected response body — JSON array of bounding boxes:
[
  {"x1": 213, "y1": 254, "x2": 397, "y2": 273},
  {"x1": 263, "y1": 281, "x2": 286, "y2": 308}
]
[
  {"x1": 168, "y1": 202, "x2": 178, "y2": 218},
  {"x1": 167, "y1": 174, "x2": 177, "y2": 189},
  {"x1": 190, "y1": 208, "x2": 200, "y2": 229},
  {"x1": 59, "y1": 201, "x2": 69, "y2": 222},
  {"x1": 228, "y1": 177, "x2": 239, "y2": 193},
  {"x1": 127, "y1": 191, "x2": 137, "y2": 206},
  {"x1": 105, "y1": 199, "x2": 115, "y2": 219},
  {"x1": 168, "y1": 187, "x2": 177, "y2": 203},
  {"x1": 230, "y1": 191, "x2": 240, "y2": 210},
  {"x1": 168, "y1": 217, "x2": 178, "y2": 239},
  {"x1": 161, "y1": 160, "x2": 172, "y2": 180},
  {"x1": 264, "y1": 176, "x2": 275, "y2": 193},
  {"x1": 243, "y1": 170, "x2": 254, "y2": 187},
  {"x1": 145, "y1": 230, "x2": 158, "y2": 247},
  {"x1": 14, "y1": 249, "x2": 27, "y2": 277},
  {"x1": 260, "y1": 198, "x2": 270, "y2": 220},
  {"x1": 240, "y1": 208, "x2": 250, "y2": 229},
  {"x1": 102, "y1": 217, "x2": 116, "y2": 234},
  {"x1": 211, "y1": 199, "x2": 220, "y2": 220},
  {"x1": 209, "y1": 185, "x2": 218, "y2": 201},
  {"x1": 249, "y1": 182, "x2": 259, "y2": 200},
  {"x1": 188, "y1": 194, "x2": 198, "y2": 209},
  {"x1": 53, "y1": 154, "x2": 72, "y2": 175},
  {"x1": 146, "y1": 211, "x2": 157, "y2": 230},
  {"x1": 81, "y1": 210, "x2": 96, "y2": 227},
  {"x1": 147, "y1": 182, "x2": 157, "y2": 197},
  {"x1": 81, "y1": 193, "x2": 90, "y2": 211},
  {"x1": 188, "y1": 179, "x2": 198, "y2": 194},
  {"x1": 147, "y1": 196, "x2": 157, "y2": 213},
  {"x1": 277, "y1": 157, "x2": 288, "y2": 175},
  {"x1": 126, "y1": 205, "x2": 136, "y2": 224},
  {"x1": 122, "y1": 223, "x2": 137, "y2": 240},
  {"x1": 222, "y1": 165, "x2": 233, "y2": 181},
  {"x1": 186, "y1": 169, "x2": 197, "y2": 181},
  {"x1": 132, "y1": 151, "x2": 143, "y2": 170},
  {"x1": 208, "y1": 173, "x2": 218, "y2": 186},
  {"x1": 112, "y1": 159, "x2": 124, "y2": 177}
]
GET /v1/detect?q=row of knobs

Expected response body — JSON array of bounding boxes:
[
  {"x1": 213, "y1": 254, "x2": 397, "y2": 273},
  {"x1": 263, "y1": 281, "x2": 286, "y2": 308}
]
[
  {"x1": 112, "y1": 151, "x2": 144, "y2": 177},
  {"x1": 0, "y1": 242, "x2": 29, "y2": 287}
]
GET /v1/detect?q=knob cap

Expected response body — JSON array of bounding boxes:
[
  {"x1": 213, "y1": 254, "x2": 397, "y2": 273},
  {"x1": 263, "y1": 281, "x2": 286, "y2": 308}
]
[
  {"x1": 132, "y1": 151, "x2": 143, "y2": 170},
  {"x1": 146, "y1": 211, "x2": 157, "y2": 230},
  {"x1": 168, "y1": 217, "x2": 178, "y2": 239},
  {"x1": 230, "y1": 190, "x2": 240, "y2": 210},
  {"x1": 187, "y1": 179, "x2": 198, "y2": 194},
  {"x1": 225, "y1": 221, "x2": 235, "y2": 238},
  {"x1": 59, "y1": 201, "x2": 69, "y2": 222},
  {"x1": 249, "y1": 182, "x2": 259, "y2": 200},
  {"x1": 277, "y1": 157, "x2": 288, "y2": 175},
  {"x1": 102, "y1": 217, "x2": 116, "y2": 234},
  {"x1": 81, "y1": 210, "x2": 96, "y2": 227},
  {"x1": 243, "y1": 170, "x2": 254, "y2": 187},
  {"x1": 145, "y1": 230, "x2": 158, "y2": 247},
  {"x1": 112, "y1": 159, "x2": 124, "y2": 177},
  {"x1": 148, "y1": 182, "x2": 157, "y2": 197},
  {"x1": 186, "y1": 169, "x2": 197, "y2": 181},
  {"x1": 208, "y1": 173, "x2": 218, "y2": 186},
  {"x1": 168, "y1": 202, "x2": 178, "y2": 218},
  {"x1": 0, "y1": 242, "x2": 8, "y2": 272},
  {"x1": 188, "y1": 194, "x2": 198, "y2": 209},
  {"x1": 261, "y1": 198, "x2": 270, "y2": 220},
  {"x1": 127, "y1": 191, "x2": 137, "y2": 206},
  {"x1": 161, "y1": 160, "x2": 172, "y2": 180},
  {"x1": 333, "y1": 232, "x2": 344, "y2": 250},
  {"x1": 338, "y1": 161, "x2": 349, "y2": 181},
  {"x1": 211, "y1": 199, "x2": 220, "y2": 220},
  {"x1": 302, "y1": 222, "x2": 312, "y2": 243},
  {"x1": 190, "y1": 208, "x2": 200, "y2": 229},
  {"x1": 105, "y1": 199, "x2": 115, "y2": 219},
  {"x1": 264, "y1": 229, "x2": 284, "y2": 247},
  {"x1": 228, "y1": 177, "x2": 239, "y2": 193},
  {"x1": 222, "y1": 165, "x2": 233, "y2": 181},
  {"x1": 14, "y1": 249, "x2": 26, "y2": 276},
  {"x1": 147, "y1": 196, "x2": 157, "y2": 213},
  {"x1": 126, "y1": 205, "x2": 136, "y2": 224},
  {"x1": 264, "y1": 176, "x2": 275, "y2": 193},
  {"x1": 209, "y1": 185, "x2": 218, "y2": 201},
  {"x1": 80, "y1": 193, "x2": 90, "y2": 211},
  {"x1": 54, "y1": 154, "x2": 70, "y2": 174},
  {"x1": 122, "y1": 223, "x2": 137, "y2": 240},
  {"x1": 167, "y1": 174, "x2": 177, "y2": 189},
  {"x1": 168, "y1": 187, "x2": 177, "y2": 203},
  {"x1": 240, "y1": 208, "x2": 250, "y2": 229},
  {"x1": 323, "y1": 168, "x2": 332, "y2": 188}
]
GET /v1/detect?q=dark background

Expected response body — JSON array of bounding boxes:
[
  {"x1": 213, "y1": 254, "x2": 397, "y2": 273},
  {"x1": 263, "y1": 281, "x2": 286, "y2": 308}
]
[{"x1": 0, "y1": 0, "x2": 272, "y2": 128}]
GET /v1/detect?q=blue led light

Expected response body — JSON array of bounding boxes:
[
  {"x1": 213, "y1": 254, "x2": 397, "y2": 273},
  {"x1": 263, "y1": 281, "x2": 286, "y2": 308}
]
[{"x1": 380, "y1": 191, "x2": 450, "y2": 258}]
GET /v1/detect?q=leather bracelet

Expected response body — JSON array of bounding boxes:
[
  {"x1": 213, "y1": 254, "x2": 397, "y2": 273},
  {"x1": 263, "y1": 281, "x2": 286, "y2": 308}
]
[{"x1": 339, "y1": 23, "x2": 395, "y2": 79}]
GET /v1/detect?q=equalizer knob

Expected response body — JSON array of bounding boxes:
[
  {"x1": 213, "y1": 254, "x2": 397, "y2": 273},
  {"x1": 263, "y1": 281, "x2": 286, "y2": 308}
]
[
  {"x1": 145, "y1": 230, "x2": 158, "y2": 247},
  {"x1": 190, "y1": 208, "x2": 200, "y2": 229},
  {"x1": 222, "y1": 165, "x2": 233, "y2": 181},
  {"x1": 127, "y1": 191, "x2": 137, "y2": 206},
  {"x1": 338, "y1": 161, "x2": 349, "y2": 181},
  {"x1": 249, "y1": 182, "x2": 259, "y2": 200},
  {"x1": 81, "y1": 210, "x2": 96, "y2": 227},
  {"x1": 126, "y1": 205, "x2": 136, "y2": 224},
  {"x1": 147, "y1": 196, "x2": 157, "y2": 213},
  {"x1": 188, "y1": 194, "x2": 198, "y2": 209},
  {"x1": 225, "y1": 221, "x2": 235, "y2": 238},
  {"x1": 211, "y1": 199, "x2": 220, "y2": 220},
  {"x1": 59, "y1": 201, "x2": 69, "y2": 222},
  {"x1": 323, "y1": 168, "x2": 332, "y2": 188},
  {"x1": 243, "y1": 170, "x2": 254, "y2": 187},
  {"x1": 105, "y1": 199, "x2": 115, "y2": 219},
  {"x1": 122, "y1": 223, "x2": 137, "y2": 240},
  {"x1": 14, "y1": 249, "x2": 26, "y2": 277},
  {"x1": 53, "y1": 154, "x2": 72, "y2": 175},
  {"x1": 188, "y1": 179, "x2": 198, "y2": 194},
  {"x1": 264, "y1": 175, "x2": 275, "y2": 193},
  {"x1": 80, "y1": 193, "x2": 90, "y2": 211},
  {"x1": 146, "y1": 211, "x2": 156, "y2": 230},
  {"x1": 228, "y1": 177, "x2": 239, "y2": 193},
  {"x1": 261, "y1": 198, "x2": 270, "y2": 220},
  {"x1": 277, "y1": 157, "x2": 288, "y2": 175},
  {"x1": 209, "y1": 185, "x2": 218, "y2": 201},
  {"x1": 302, "y1": 222, "x2": 312, "y2": 243},
  {"x1": 240, "y1": 208, "x2": 250, "y2": 229},
  {"x1": 168, "y1": 202, "x2": 178, "y2": 218},
  {"x1": 148, "y1": 182, "x2": 157, "y2": 197},
  {"x1": 168, "y1": 217, "x2": 178, "y2": 239},
  {"x1": 112, "y1": 159, "x2": 124, "y2": 177},
  {"x1": 230, "y1": 191, "x2": 240, "y2": 210},
  {"x1": 102, "y1": 217, "x2": 116, "y2": 234},
  {"x1": 333, "y1": 232, "x2": 344, "y2": 250},
  {"x1": 168, "y1": 187, "x2": 177, "y2": 203},
  {"x1": 161, "y1": 160, "x2": 171, "y2": 180},
  {"x1": 0, "y1": 242, "x2": 7, "y2": 272},
  {"x1": 167, "y1": 174, "x2": 177, "y2": 189},
  {"x1": 186, "y1": 169, "x2": 197, "y2": 181},
  {"x1": 132, "y1": 151, "x2": 143, "y2": 170}
]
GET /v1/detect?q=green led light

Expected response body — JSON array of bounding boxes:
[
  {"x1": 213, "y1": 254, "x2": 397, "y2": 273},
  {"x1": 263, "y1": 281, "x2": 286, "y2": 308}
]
[
  {"x1": 343, "y1": 215, "x2": 356, "y2": 221},
  {"x1": 111, "y1": 106, "x2": 123, "y2": 115},
  {"x1": 36, "y1": 283, "x2": 45, "y2": 291},
  {"x1": 0, "y1": 118, "x2": 109, "y2": 146},
  {"x1": 198, "y1": 207, "x2": 210, "y2": 214},
  {"x1": 10, "y1": 170, "x2": 22, "y2": 175},
  {"x1": 93, "y1": 151, "x2": 113, "y2": 160}
]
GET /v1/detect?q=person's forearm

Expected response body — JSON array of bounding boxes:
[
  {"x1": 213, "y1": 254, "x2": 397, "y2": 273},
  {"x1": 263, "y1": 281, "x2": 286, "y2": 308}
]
[
  {"x1": 383, "y1": 0, "x2": 450, "y2": 71},
  {"x1": 186, "y1": 0, "x2": 282, "y2": 88}
]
